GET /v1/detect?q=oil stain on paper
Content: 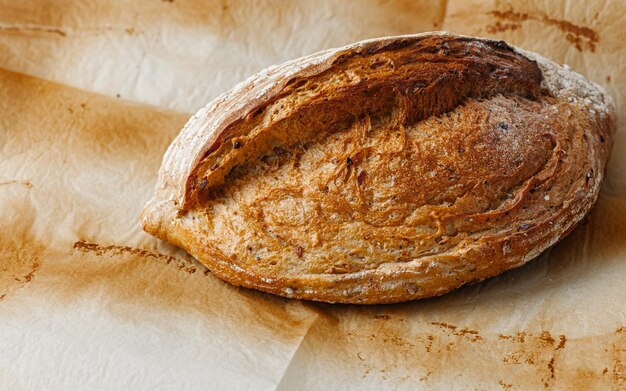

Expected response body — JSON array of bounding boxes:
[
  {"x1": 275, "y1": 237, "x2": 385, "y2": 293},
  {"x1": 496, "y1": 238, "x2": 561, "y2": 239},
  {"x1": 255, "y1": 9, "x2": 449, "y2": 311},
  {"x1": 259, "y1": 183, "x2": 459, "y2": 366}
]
[
  {"x1": 303, "y1": 313, "x2": 625, "y2": 389},
  {"x1": 486, "y1": 8, "x2": 600, "y2": 52},
  {"x1": 0, "y1": 184, "x2": 41, "y2": 302}
]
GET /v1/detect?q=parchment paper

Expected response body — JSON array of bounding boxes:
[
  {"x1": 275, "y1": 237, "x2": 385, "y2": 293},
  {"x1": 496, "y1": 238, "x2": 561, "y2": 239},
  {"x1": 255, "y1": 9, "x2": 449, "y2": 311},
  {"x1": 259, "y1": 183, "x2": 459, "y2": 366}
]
[{"x1": 0, "y1": 1, "x2": 624, "y2": 389}]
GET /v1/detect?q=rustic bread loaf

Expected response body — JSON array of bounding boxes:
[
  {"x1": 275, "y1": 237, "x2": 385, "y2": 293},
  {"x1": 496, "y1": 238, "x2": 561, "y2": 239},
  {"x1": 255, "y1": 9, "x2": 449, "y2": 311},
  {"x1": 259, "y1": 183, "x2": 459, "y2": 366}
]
[{"x1": 142, "y1": 32, "x2": 615, "y2": 304}]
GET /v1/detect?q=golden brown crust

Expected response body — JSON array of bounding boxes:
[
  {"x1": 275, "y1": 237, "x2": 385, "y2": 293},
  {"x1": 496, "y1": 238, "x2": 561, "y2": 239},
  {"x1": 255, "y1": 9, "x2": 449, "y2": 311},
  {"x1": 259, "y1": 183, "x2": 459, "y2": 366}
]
[{"x1": 142, "y1": 32, "x2": 615, "y2": 304}]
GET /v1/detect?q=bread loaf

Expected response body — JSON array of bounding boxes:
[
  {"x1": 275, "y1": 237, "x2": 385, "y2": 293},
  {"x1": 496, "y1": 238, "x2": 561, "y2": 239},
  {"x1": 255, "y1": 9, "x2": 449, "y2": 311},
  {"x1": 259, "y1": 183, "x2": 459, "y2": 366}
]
[{"x1": 142, "y1": 32, "x2": 615, "y2": 304}]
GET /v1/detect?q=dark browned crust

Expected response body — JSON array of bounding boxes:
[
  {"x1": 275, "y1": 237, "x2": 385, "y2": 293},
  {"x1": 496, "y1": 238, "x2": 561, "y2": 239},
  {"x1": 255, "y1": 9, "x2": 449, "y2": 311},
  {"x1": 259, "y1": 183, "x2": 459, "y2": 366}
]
[{"x1": 184, "y1": 35, "x2": 543, "y2": 209}]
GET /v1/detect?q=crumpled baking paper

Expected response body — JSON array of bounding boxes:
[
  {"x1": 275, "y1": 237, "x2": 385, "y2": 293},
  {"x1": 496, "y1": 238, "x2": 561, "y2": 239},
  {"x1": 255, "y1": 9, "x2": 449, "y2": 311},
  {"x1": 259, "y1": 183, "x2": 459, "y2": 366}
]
[{"x1": 0, "y1": 0, "x2": 623, "y2": 389}]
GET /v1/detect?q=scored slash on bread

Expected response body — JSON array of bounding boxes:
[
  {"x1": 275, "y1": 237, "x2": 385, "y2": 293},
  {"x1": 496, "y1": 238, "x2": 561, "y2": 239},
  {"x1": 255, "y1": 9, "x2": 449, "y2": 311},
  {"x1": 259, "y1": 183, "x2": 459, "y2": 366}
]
[{"x1": 142, "y1": 32, "x2": 615, "y2": 304}]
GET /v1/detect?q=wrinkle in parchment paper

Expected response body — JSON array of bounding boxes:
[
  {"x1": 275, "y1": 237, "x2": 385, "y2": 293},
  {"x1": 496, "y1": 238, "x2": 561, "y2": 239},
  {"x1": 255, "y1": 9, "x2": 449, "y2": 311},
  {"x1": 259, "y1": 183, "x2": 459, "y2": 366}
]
[{"x1": 0, "y1": 0, "x2": 624, "y2": 389}]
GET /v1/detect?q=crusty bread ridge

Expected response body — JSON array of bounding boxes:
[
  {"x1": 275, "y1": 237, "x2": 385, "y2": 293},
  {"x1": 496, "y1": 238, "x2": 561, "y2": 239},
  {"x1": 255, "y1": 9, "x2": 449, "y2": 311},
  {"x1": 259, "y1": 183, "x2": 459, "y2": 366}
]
[{"x1": 142, "y1": 32, "x2": 615, "y2": 304}]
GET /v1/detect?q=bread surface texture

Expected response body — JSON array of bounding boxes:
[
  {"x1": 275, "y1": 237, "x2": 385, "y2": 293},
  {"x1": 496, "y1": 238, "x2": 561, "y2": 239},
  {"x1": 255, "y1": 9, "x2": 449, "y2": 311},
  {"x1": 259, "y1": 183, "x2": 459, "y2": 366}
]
[{"x1": 142, "y1": 32, "x2": 615, "y2": 304}]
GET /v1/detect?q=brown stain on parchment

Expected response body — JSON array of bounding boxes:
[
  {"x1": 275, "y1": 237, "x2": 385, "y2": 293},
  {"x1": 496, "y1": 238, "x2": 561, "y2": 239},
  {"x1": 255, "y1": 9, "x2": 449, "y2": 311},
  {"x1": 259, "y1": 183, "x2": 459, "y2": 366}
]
[
  {"x1": 0, "y1": 239, "x2": 41, "y2": 302},
  {"x1": 73, "y1": 240, "x2": 199, "y2": 274},
  {"x1": 0, "y1": 67, "x2": 188, "y2": 179},
  {"x1": 0, "y1": 179, "x2": 33, "y2": 188},
  {"x1": 498, "y1": 331, "x2": 567, "y2": 387},
  {"x1": 614, "y1": 327, "x2": 626, "y2": 387},
  {"x1": 45, "y1": 239, "x2": 310, "y2": 342},
  {"x1": 0, "y1": 23, "x2": 139, "y2": 37},
  {"x1": 486, "y1": 8, "x2": 599, "y2": 52},
  {"x1": 499, "y1": 380, "x2": 513, "y2": 390},
  {"x1": 301, "y1": 312, "x2": 625, "y2": 389},
  {"x1": 58, "y1": 99, "x2": 187, "y2": 169},
  {"x1": 0, "y1": 23, "x2": 67, "y2": 36},
  {"x1": 0, "y1": 212, "x2": 37, "y2": 303},
  {"x1": 431, "y1": 321, "x2": 482, "y2": 342},
  {"x1": 0, "y1": 184, "x2": 42, "y2": 302}
]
